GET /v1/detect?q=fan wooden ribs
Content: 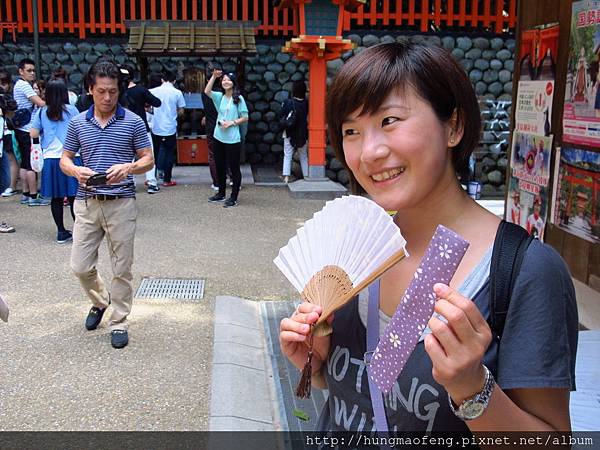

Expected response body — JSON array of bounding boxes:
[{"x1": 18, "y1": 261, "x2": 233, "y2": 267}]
[{"x1": 301, "y1": 247, "x2": 407, "y2": 337}]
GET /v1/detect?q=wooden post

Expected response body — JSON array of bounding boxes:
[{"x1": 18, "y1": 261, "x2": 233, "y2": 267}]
[
  {"x1": 284, "y1": 36, "x2": 353, "y2": 179},
  {"x1": 307, "y1": 55, "x2": 327, "y2": 174}
]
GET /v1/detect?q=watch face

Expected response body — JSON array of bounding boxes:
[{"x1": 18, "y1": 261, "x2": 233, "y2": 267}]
[{"x1": 461, "y1": 400, "x2": 486, "y2": 420}]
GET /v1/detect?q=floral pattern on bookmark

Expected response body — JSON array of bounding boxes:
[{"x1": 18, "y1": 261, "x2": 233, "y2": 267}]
[{"x1": 368, "y1": 225, "x2": 469, "y2": 393}]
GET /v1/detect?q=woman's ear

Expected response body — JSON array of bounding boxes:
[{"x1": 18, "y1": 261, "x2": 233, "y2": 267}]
[{"x1": 447, "y1": 109, "x2": 465, "y2": 148}]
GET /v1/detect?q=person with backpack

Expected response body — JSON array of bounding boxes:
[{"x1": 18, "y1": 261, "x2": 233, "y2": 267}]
[
  {"x1": 204, "y1": 69, "x2": 248, "y2": 208},
  {"x1": 13, "y1": 58, "x2": 47, "y2": 206},
  {"x1": 29, "y1": 79, "x2": 80, "y2": 243},
  {"x1": 279, "y1": 42, "x2": 578, "y2": 434},
  {"x1": 279, "y1": 80, "x2": 308, "y2": 184}
]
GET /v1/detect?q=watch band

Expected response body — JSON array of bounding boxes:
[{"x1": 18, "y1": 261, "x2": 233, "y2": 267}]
[{"x1": 448, "y1": 365, "x2": 496, "y2": 421}]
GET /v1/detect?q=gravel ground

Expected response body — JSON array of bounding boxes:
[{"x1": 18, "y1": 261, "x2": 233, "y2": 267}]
[{"x1": 0, "y1": 181, "x2": 326, "y2": 430}]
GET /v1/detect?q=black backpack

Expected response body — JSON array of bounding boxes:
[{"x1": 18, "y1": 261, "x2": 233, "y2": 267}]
[
  {"x1": 488, "y1": 220, "x2": 534, "y2": 339},
  {"x1": 11, "y1": 107, "x2": 32, "y2": 129}
]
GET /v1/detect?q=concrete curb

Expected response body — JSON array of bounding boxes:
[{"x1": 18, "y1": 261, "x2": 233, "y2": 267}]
[{"x1": 209, "y1": 296, "x2": 281, "y2": 431}]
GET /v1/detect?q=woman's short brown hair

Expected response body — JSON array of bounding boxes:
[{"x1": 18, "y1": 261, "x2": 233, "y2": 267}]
[{"x1": 326, "y1": 41, "x2": 481, "y2": 193}]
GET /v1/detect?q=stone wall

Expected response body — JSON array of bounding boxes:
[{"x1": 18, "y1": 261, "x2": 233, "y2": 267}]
[{"x1": 0, "y1": 33, "x2": 514, "y2": 195}]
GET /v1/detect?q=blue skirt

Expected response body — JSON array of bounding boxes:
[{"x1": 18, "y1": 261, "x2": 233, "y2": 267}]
[{"x1": 40, "y1": 157, "x2": 81, "y2": 198}]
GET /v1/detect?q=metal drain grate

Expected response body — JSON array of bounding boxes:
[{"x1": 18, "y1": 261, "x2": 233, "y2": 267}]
[{"x1": 134, "y1": 278, "x2": 205, "y2": 300}]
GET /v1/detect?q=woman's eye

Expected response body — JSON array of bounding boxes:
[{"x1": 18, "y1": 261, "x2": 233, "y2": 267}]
[
  {"x1": 343, "y1": 128, "x2": 357, "y2": 136},
  {"x1": 382, "y1": 117, "x2": 399, "y2": 126}
]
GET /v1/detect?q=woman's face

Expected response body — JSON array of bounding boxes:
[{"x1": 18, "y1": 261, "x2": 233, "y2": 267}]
[
  {"x1": 341, "y1": 87, "x2": 457, "y2": 212},
  {"x1": 221, "y1": 75, "x2": 234, "y2": 91},
  {"x1": 0, "y1": 80, "x2": 9, "y2": 93}
]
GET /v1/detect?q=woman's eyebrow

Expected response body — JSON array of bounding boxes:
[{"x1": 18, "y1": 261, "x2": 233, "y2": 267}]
[
  {"x1": 342, "y1": 104, "x2": 411, "y2": 125},
  {"x1": 377, "y1": 104, "x2": 410, "y2": 113}
]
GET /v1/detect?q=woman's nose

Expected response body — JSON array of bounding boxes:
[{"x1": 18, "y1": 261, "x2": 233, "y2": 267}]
[{"x1": 360, "y1": 132, "x2": 389, "y2": 163}]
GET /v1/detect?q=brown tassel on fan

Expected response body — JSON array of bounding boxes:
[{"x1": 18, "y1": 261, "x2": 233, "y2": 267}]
[{"x1": 295, "y1": 329, "x2": 314, "y2": 398}]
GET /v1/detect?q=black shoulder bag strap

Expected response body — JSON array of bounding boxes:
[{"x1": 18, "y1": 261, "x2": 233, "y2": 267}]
[{"x1": 488, "y1": 220, "x2": 534, "y2": 340}]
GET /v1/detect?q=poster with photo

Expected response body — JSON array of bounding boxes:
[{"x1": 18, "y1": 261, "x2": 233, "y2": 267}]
[
  {"x1": 515, "y1": 80, "x2": 554, "y2": 136},
  {"x1": 517, "y1": 24, "x2": 558, "y2": 82},
  {"x1": 553, "y1": 147, "x2": 600, "y2": 243},
  {"x1": 563, "y1": 0, "x2": 600, "y2": 146},
  {"x1": 507, "y1": 131, "x2": 553, "y2": 240}
]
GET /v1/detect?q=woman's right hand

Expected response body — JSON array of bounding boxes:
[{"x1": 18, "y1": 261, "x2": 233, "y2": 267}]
[
  {"x1": 212, "y1": 69, "x2": 222, "y2": 79},
  {"x1": 279, "y1": 302, "x2": 332, "y2": 375}
]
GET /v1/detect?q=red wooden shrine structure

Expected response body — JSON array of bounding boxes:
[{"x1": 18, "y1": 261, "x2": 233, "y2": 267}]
[{"x1": 1, "y1": 0, "x2": 517, "y2": 40}]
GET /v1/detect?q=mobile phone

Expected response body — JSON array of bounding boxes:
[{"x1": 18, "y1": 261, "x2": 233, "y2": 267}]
[{"x1": 86, "y1": 172, "x2": 109, "y2": 187}]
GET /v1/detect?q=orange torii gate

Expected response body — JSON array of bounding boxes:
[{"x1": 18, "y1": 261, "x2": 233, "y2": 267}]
[{"x1": 276, "y1": 0, "x2": 359, "y2": 180}]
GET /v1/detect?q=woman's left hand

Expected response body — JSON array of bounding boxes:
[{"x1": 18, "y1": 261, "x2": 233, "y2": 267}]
[
  {"x1": 221, "y1": 120, "x2": 234, "y2": 129},
  {"x1": 424, "y1": 283, "x2": 493, "y2": 405}
]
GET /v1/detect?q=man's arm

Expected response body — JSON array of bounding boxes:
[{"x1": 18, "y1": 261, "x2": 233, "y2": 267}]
[
  {"x1": 60, "y1": 151, "x2": 95, "y2": 185},
  {"x1": 105, "y1": 147, "x2": 153, "y2": 184},
  {"x1": 144, "y1": 88, "x2": 162, "y2": 108},
  {"x1": 106, "y1": 118, "x2": 154, "y2": 184},
  {"x1": 177, "y1": 91, "x2": 186, "y2": 117},
  {"x1": 29, "y1": 95, "x2": 45, "y2": 107},
  {"x1": 60, "y1": 119, "x2": 95, "y2": 184}
]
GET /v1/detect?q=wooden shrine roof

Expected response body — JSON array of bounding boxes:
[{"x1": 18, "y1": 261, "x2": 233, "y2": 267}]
[{"x1": 125, "y1": 20, "x2": 260, "y2": 56}]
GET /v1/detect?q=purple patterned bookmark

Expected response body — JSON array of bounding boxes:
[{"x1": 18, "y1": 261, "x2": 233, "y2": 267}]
[{"x1": 368, "y1": 225, "x2": 469, "y2": 393}]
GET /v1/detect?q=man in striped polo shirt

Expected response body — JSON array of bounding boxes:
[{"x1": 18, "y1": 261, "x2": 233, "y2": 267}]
[
  {"x1": 14, "y1": 58, "x2": 46, "y2": 205},
  {"x1": 60, "y1": 60, "x2": 154, "y2": 349}
]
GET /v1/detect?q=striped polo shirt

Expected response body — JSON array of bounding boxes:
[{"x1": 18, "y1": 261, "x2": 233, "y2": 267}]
[
  {"x1": 63, "y1": 104, "x2": 150, "y2": 199},
  {"x1": 13, "y1": 79, "x2": 36, "y2": 131}
]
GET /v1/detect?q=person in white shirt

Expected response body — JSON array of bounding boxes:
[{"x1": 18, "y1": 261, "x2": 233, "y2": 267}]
[
  {"x1": 526, "y1": 197, "x2": 545, "y2": 239},
  {"x1": 13, "y1": 58, "x2": 46, "y2": 205},
  {"x1": 509, "y1": 190, "x2": 522, "y2": 227},
  {"x1": 149, "y1": 71, "x2": 185, "y2": 186}
]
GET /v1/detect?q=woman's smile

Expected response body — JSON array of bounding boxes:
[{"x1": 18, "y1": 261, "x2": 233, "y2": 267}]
[{"x1": 370, "y1": 166, "x2": 405, "y2": 182}]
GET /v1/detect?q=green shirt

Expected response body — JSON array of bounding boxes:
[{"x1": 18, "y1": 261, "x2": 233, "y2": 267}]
[{"x1": 211, "y1": 91, "x2": 248, "y2": 144}]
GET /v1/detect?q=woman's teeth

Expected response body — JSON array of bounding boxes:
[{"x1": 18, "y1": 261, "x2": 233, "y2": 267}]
[{"x1": 371, "y1": 167, "x2": 405, "y2": 181}]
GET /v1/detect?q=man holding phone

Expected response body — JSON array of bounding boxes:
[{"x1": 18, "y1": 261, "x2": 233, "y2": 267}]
[{"x1": 60, "y1": 59, "x2": 154, "y2": 349}]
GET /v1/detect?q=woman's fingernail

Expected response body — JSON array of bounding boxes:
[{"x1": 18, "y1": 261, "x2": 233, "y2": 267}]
[{"x1": 301, "y1": 324, "x2": 309, "y2": 332}]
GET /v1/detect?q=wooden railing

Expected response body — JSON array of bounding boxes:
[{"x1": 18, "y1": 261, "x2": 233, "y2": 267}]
[
  {"x1": 0, "y1": 0, "x2": 516, "y2": 40},
  {"x1": 341, "y1": 0, "x2": 517, "y2": 34}
]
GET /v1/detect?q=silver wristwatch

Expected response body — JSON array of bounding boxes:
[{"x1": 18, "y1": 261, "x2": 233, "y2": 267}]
[{"x1": 448, "y1": 365, "x2": 495, "y2": 421}]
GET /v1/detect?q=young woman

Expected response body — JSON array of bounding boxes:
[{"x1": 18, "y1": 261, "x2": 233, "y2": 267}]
[
  {"x1": 52, "y1": 68, "x2": 78, "y2": 105},
  {"x1": 280, "y1": 80, "x2": 309, "y2": 183},
  {"x1": 30, "y1": 79, "x2": 80, "y2": 243},
  {"x1": 204, "y1": 70, "x2": 248, "y2": 208},
  {"x1": 279, "y1": 42, "x2": 578, "y2": 434}
]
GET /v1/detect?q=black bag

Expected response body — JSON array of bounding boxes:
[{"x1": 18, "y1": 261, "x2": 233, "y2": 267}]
[
  {"x1": 11, "y1": 108, "x2": 32, "y2": 129},
  {"x1": 488, "y1": 220, "x2": 534, "y2": 339}
]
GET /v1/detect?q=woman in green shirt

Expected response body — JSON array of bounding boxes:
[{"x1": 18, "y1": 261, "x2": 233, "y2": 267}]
[{"x1": 204, "y1": 69, "x2": 249, "y2": 208}]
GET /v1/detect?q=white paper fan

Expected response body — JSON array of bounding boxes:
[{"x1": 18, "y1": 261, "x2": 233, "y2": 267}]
[{"x1": 274, "y1": 195, "x2": 408, "y2": 336}]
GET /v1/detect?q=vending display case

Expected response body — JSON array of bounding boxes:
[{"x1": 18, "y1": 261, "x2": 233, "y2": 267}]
[{"x1": 177, "y1": 69, "x2": 208, "y2": 165}]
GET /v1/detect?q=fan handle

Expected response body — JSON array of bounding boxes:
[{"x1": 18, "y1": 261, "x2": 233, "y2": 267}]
[{"x1": 314, "y1": 248, "x2": 407, "y2": 334}]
